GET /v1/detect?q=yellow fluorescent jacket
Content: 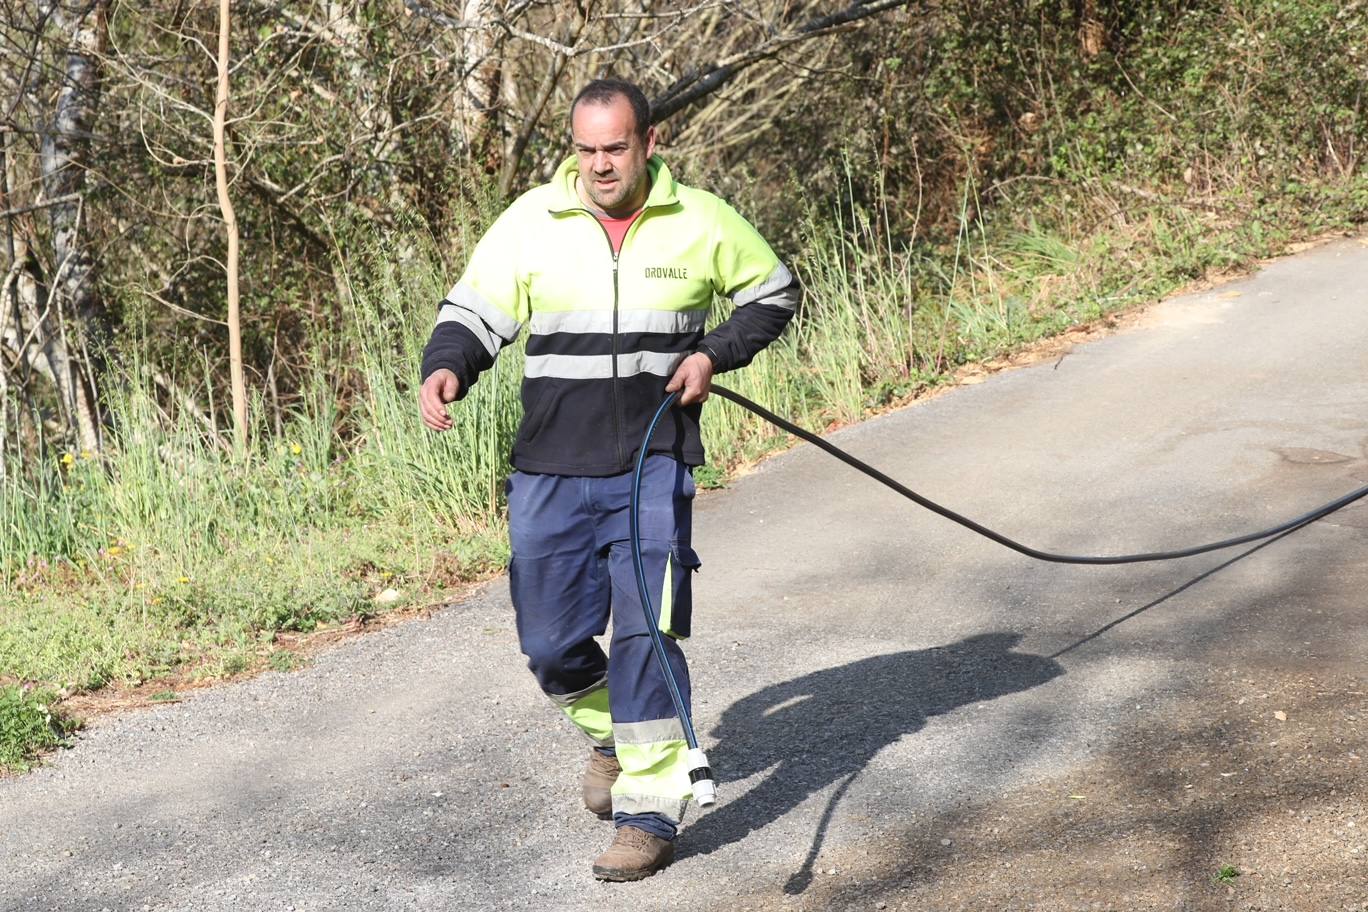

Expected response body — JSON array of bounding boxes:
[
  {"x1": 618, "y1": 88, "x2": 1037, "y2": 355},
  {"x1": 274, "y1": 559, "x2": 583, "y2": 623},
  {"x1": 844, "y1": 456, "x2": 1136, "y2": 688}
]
[{"x1": 421, "y1": 155, "x2": 800, "y2": 476}]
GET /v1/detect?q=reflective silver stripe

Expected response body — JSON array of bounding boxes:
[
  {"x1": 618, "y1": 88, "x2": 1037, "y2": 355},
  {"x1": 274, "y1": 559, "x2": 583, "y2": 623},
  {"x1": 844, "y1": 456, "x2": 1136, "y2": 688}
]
[
  {"x1": 435, "y1": 304, "x2": 503, "y2": 358},
  {"x1": 545, "y1": 676, "x2": 608, "y2": 708},
  {"x1": 611, "y1": 793, "x2": 687, "y2": 821},
  {"x1": 733, "y1": 263, "x2": 799, "y2": 311},
  {"x1": 528, "y1": 309, "x2": 707, "y2": 336},
  {"x1": 524, "y1": 350, "x2": 685, "y2": 380},
  {"x1": 613, "y1": 717, "x2": 686, "y2": 745},
  {"x1": 443, "y1": 282, "x2": 523, "y2": 341},
  {"x1": 619, "y1": 350, "x2": 687, "y2": 378}
]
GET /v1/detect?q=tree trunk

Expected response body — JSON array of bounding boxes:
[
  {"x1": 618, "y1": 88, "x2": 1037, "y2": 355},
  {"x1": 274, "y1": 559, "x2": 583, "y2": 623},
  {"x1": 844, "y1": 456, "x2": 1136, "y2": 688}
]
[
  {"x1": 0, "y1": 239, "x2": 93, "y2": 450},
  {"x1": 459, "y1": 0, "x2": 504, "y2": 173},
  {"x1": 215, "y1": 0, "x2": 247, "y2": 451},
  {"x1": 497, "y1": 9, "x2": 590, "y2": 198},
  {"x1": 38, "y1": 0, "x2": 109, "y2": 453}
]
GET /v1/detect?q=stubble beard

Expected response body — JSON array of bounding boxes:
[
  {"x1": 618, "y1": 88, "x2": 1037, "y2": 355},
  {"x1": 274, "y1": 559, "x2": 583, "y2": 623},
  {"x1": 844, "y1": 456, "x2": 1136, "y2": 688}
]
[
  {"x1": 585, "y1": 165, "x2": 644, "y2": 215},
  {"x1": 587, "y1": 183, "x2": 624, "y2": 212}
]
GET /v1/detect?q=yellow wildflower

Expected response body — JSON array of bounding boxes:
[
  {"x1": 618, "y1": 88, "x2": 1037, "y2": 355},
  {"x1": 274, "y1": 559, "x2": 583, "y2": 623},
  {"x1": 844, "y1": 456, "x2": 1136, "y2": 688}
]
[
  {"x1": 107, "y1": 546, "x2": 123, "y2": 557},
  {"x1": 80, "y1": 450, "x2": 94, "y2": 461},
  {"x1": 177, "y1": 576, "x2": 190, "y2": 584},
  {"x1": 290, "y1": 443, "x2": 302, "y2": 456},
  {"x1": 60, "y1": 453, "x2": 74, "y2": 467}
]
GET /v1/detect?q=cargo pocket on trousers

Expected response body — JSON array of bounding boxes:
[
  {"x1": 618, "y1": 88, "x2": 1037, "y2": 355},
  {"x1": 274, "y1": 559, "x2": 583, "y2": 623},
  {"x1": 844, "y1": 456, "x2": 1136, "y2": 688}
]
[{"x1": 659, "y1": 544, "x2": 702, "y2": 640}]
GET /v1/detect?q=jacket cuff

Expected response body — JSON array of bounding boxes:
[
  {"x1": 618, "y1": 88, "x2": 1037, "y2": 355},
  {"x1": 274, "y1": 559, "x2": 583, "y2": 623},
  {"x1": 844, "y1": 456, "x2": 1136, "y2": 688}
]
[{"x1": 420, "y1": 323, "x2": 486, "y2": 399}]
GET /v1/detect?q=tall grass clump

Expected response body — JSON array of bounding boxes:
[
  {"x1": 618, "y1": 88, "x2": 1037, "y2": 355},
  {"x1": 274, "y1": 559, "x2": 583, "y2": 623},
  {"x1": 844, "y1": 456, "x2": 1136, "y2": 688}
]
[
  {"x1": 698, "y1": 179, "x2": 925, "y2": 469},
  {"x1": 343, "y1": 245, "x2": 523, "y2": 533}
]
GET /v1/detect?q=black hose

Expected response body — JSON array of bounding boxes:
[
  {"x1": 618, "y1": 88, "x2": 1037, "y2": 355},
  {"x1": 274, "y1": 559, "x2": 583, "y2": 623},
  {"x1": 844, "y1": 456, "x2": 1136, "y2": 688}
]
[
  {"x1": 709, "y1": 384, "x2": 1368, "y2": 564},
  {"x1": 629, "y1": 383, "x2": 1363, "y2": 801}
]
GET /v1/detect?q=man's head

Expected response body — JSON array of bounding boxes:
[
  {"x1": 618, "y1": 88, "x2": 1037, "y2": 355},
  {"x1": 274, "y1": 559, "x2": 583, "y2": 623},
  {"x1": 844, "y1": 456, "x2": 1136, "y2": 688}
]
[{"x1": 569, "y1": 79, "x2": 656, "y2": 216}]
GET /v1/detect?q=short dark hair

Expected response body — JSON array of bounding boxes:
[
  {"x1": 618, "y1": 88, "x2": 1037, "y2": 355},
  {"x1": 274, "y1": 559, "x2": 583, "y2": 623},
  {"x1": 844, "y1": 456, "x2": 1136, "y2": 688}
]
[{"x1": 570, "y1": 79, "x2": 651, "y2": 140}]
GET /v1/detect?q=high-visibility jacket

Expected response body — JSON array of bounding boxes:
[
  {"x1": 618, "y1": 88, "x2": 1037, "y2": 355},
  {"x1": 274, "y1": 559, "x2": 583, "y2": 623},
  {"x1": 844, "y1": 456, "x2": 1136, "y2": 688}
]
[{"x1": 420, "y1": 154, "x2": 800, "y2": 476}]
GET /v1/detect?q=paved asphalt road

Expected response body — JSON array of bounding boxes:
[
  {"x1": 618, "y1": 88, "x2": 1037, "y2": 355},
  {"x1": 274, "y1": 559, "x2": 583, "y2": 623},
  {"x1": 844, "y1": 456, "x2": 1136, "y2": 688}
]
[{"x1": 3, "y1": 238, "x2": 1366, "y2": 912}]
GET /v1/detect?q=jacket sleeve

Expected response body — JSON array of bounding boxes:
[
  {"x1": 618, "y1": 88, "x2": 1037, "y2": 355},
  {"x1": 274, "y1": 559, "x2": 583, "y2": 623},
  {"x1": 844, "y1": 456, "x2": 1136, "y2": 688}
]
[
  {"x1": 420, "y1": 205, "x2": 530, "y2": 398},
  {"x1": 697, "y1": 199, "x2": 801, "y2": 373}
]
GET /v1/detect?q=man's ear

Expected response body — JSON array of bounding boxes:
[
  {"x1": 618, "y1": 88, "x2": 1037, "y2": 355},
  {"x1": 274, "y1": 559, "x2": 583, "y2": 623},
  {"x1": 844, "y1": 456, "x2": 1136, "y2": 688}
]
[{"x1": 645, "y1": 125, "x2": 657, "y2": 158}]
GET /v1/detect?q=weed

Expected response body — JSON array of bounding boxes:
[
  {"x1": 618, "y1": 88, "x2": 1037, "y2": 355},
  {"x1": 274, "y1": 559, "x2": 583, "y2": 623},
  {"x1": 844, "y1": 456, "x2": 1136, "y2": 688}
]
[
  {"x1": 1214, "y1": 864, "x2": 1241, "y2": 886},
  {"x1": 268, "y1": 650, "x2": 298, "y2": 673},
  {"x1": 0, "y1": 686, "x2": 77, "y2": 772},
  {"x1": 691, "y1": 464, "x2": 728, "y2": 490}
]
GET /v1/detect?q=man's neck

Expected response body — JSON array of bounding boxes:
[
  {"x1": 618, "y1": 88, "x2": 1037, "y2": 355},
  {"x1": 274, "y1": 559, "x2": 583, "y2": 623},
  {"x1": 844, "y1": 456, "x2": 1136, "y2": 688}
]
[{"x1": 575, "y1": 176, "x2": 649, "y2": 218}]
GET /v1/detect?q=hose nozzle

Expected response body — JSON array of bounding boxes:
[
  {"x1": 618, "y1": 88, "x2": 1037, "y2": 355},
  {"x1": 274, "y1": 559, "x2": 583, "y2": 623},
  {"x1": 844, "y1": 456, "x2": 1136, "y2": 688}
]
[{"x1": 686, "y1": 748, "x2": 716, "y2": 806}]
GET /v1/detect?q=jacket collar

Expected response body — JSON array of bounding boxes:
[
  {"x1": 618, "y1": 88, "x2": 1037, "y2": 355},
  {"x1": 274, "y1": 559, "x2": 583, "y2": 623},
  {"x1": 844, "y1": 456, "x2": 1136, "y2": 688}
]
[{"x1": 548, "y1": 153, "x2": 679, "y2": 214}]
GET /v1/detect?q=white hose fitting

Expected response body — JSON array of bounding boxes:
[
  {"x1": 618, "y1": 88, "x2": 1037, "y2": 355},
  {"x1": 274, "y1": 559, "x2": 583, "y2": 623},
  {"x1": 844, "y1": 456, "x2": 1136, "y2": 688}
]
[{"x1": 686, "y1": 747, "x2": 716, "y2": 807}]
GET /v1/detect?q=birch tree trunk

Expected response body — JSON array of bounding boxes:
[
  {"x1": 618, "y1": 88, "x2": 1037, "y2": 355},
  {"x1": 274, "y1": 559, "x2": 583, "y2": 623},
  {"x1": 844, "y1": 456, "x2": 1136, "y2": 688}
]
[
  {"x1": 460, "y1": 0, "x2": 504, "y2": 172},
  {"x1": 215, "y1": 0, "x2": 247, "y2": 450},
  {"x1": 37, "y1": 0, "x2": 109, "y2": 453}
]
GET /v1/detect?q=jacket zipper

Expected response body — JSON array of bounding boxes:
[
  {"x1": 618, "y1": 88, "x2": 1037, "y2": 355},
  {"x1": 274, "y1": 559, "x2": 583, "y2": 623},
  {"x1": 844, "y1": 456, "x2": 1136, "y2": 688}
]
[
  {"x1": 610, "y1": 248, "x2": 624, "y2": 469},
  {"x1": 577, "y1": 213, "x2": 626, "y2": 468},
  {"x1": 576, "y1": 202, "x2": 661, "y2": 470}
]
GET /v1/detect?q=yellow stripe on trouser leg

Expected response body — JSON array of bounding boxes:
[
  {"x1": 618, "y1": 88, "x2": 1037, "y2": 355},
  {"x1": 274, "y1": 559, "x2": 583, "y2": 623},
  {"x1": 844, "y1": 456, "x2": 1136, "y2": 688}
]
[
  {"x1": 610, "y1": 718, "x2": 692, "y2": 823},
  {"x1": 657, "y1": 551, "x2": 693, "y2": 640},
  {"x1": 657, "y1": 556, "x2": 676, "y2": 638},
  {"x1": 554, "y1": 681, "x2": 614, "y2": 747}
]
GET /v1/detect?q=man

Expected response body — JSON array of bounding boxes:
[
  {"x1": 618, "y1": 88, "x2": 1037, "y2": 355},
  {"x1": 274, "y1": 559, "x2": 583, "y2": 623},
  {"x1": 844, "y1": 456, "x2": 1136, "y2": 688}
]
[{"x1": 418, "y1": 79, "x2": 799, "y2": 880}]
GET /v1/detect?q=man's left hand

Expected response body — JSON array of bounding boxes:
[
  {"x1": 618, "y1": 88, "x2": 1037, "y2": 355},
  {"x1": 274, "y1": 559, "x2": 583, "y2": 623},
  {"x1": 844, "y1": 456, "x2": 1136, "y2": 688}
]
[{"x1": 666, "y1": 352, "x2": 714, "y2": 406}]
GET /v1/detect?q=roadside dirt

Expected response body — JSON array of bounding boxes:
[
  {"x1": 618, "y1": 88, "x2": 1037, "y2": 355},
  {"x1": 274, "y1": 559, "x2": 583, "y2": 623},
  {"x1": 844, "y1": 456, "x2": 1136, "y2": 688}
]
[
  {"x1": 49, "y1": 586, "x2": 474, "y2": 726},
  {"x1": 749, "y1": 670, "x2": 1367, "y2": 912}
]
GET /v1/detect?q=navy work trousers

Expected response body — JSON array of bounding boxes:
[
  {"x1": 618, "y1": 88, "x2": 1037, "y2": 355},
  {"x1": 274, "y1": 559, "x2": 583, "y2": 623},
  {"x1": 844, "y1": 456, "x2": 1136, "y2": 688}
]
[{"x1": 507, "y1": 455, "x2": 701, "y2": 838}]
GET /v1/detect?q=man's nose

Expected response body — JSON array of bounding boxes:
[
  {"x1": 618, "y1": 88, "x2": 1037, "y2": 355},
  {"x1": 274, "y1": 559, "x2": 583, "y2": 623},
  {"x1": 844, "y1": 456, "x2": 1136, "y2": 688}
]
[{"x1": 593, "y1": 151, "x2": 611, "y2": 173}]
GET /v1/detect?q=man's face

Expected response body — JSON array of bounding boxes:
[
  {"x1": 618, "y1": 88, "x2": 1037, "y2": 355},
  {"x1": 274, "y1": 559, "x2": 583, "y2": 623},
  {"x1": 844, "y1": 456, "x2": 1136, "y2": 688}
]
[{"x1": 571, "y1": 95, "x2": 656, "y2": 215}]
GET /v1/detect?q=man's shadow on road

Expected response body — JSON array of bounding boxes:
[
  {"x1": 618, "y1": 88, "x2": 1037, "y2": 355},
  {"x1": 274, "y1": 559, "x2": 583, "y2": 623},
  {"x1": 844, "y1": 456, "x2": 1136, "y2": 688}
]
[{"x1": 678, "y1": 632, "x2": 1063, "y2": 893}]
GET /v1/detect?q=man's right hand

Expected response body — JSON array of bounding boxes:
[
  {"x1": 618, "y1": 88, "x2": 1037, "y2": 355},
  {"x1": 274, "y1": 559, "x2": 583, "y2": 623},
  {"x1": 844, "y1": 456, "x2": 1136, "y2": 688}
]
[{"x1": 419, "y1": 369, "x2": 460, "y2": 431}]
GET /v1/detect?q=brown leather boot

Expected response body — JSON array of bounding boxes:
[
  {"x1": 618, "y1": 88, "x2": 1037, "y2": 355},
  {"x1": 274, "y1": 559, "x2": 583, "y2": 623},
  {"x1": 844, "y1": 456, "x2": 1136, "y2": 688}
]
[
  {"x1": 581, "y1": 750, "x2": 620, "y2": 820},
  {"x1": 591, "y1": 825, "x2": 675, "y2": 881}
]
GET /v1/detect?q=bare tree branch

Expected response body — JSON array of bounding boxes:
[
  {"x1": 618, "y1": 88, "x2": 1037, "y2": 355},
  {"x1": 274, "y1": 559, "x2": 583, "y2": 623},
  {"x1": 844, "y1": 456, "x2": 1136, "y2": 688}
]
[
  {"x1": 0, "y1": 192, "x2": 81, "y2": 219},
  {"x1": 650, "y1": 0, "x2": 920, "y2": 123},
  {"x1": 496, "y1": 6, "x2": 591, "y2": 197}
]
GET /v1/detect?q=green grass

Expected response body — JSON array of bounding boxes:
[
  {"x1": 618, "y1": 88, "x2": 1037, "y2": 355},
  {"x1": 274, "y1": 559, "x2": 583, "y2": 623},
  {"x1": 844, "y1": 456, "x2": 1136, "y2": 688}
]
[
  {"x1": 1214, "y1": 864, "x2": 1241, "y2": 886},
  {"x1": 0, "y1": 253, "x2": 515, "y2": 739}
]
